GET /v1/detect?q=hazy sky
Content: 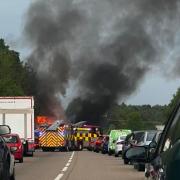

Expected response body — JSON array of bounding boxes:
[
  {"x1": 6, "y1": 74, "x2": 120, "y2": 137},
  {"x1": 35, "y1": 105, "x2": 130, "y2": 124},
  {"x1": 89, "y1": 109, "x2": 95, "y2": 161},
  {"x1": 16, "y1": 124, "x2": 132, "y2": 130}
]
[{"x1": 0, "y1": 0, "x2": 180, "y2": 106}]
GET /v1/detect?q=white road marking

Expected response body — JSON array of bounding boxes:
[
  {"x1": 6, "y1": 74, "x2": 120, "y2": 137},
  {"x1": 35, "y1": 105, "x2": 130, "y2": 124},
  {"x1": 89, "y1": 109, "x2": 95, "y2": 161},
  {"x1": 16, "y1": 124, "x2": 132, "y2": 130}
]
[
  {"x1": 54, "y1": 151, "x2": 75, "y2": 180},
  {"x1": 62, "y1": 167, "x2": 68, "y2": 172},
  {"x1": 66, "y1": 163, "x2": 70, "y2": 167},
  {"x1": 54, "y1": 174, "x2": 63, "y2": 180}
]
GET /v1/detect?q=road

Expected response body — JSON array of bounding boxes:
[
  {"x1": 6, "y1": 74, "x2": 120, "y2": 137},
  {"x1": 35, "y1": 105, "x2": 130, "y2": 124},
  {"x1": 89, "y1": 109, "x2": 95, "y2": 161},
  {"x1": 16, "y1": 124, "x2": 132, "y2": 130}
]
[{"x1": 15, "y1": 150, "x2": 144, "y2": 180}]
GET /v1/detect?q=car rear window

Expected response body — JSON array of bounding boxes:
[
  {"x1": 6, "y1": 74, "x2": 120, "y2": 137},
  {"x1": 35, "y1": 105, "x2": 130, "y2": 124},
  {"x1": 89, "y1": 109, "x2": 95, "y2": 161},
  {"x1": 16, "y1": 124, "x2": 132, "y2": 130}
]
[
  {"x1": 3, "y1": 136, "x2": 18, "y2": 143},
  {"x1": 120, "y1": 136, "x2": 126, "y2": 140}
]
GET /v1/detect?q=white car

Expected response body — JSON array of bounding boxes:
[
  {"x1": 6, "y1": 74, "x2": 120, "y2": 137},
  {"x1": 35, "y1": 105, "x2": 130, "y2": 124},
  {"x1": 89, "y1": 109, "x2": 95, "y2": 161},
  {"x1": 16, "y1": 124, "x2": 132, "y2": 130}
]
[{"x1": 115, "y1": 136, "x2": 126, "y2": 157}]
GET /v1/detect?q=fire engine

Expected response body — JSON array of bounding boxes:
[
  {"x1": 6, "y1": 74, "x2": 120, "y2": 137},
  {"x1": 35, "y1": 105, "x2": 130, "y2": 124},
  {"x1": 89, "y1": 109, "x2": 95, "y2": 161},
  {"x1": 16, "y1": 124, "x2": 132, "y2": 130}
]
[
  {"x1": 72, "y1": 123, "x2": 101, "y2": 150},
  {"x1": 39, "y1": 120, "x2": 71, "y2": 151}
]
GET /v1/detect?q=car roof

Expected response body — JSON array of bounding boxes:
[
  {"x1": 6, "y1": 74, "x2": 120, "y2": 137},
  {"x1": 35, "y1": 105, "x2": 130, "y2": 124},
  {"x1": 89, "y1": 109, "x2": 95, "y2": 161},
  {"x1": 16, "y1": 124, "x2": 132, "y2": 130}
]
[
  {"x1": 133, "y1": 130, "x2": 158, "y2": 134},
  {"x1": 3, "y1": 133, "x2": 20, "y2": 137}
]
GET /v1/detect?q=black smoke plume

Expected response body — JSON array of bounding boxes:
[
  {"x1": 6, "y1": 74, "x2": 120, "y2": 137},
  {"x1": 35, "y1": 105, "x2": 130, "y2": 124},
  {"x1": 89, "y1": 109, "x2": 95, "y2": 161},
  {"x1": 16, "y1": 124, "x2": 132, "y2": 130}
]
[{"x1": 24, "y1": 0, "x2": 180, "y2": 123}]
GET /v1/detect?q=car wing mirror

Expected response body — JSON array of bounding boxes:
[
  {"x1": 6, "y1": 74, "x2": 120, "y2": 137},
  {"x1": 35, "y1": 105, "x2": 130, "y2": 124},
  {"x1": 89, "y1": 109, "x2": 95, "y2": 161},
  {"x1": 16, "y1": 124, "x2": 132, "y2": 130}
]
[
  {"x1": 125, "y1": 146, "x2": 147, "y2": 162},
  {"x1": 149, "y1": 141, "x2": 157, "y2": 149},
  {"x1": 148, "y1": 141, "x2": 157, "y2": 159},
  {"x1": 0, "y1": 125, "x2": 11, "y2": 135}
]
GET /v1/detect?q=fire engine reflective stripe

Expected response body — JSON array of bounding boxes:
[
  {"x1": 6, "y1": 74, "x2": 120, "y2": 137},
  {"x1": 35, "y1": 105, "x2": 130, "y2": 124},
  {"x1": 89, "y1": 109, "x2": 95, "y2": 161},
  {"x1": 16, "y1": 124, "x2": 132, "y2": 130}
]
[
  {"x1": 73, "y1": 134, "x2": 90, "y2": 142},
  {"x1": 40, "y1": 131, "x2": 66, "y2": 147},
  {"x1": 85, "y1": 137, "x2": 89, "y2": 141}
]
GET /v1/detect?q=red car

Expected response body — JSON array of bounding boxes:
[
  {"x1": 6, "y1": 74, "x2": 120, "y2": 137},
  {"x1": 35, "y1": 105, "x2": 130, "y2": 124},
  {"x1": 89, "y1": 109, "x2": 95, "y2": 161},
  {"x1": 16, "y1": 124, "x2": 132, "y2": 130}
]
[
  {"x1": 88, "y1": 138, "x2": 96, "y2": 151},
  {"x1": 3, "y1": 133, "x2": 24, "y2": 163},
  {"x1": 94, "y1": 135, "x2": 107, "y2": 152}
]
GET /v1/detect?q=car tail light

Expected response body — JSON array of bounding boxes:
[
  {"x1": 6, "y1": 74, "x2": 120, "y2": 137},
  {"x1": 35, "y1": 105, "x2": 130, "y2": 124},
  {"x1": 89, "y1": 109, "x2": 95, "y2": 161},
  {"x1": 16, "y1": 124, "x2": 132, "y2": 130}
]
[
  {"x1": 28, "y1": 141, "x2": 35, "y2": 150},
  {"x1": 14, "y1": 143, "x2": 22, "y2": 151}
]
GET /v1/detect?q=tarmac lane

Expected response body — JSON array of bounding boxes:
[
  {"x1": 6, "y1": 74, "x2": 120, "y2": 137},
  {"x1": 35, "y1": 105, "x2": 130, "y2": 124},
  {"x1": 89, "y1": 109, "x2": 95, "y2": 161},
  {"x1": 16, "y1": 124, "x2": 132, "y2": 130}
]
[
  {"x1": 15, "y1": 150, "x2": 144, "y2": 180},
  {"x1": 63, "y1": 150, "x2": 144, "y2": 180},
  {"x1": 15, "y1": 150, "x2": 73, "y2": 180}
]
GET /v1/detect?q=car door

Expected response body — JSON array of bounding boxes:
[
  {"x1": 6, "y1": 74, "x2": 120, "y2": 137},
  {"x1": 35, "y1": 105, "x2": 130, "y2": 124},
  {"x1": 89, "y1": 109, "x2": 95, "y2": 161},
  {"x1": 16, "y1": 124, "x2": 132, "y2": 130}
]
[
  {"x1": 0, "y1": 136, "x2": 6, "y2": 178},
  {"x1": 151, "y1": 104, "x2": 180, "y2": 180}
]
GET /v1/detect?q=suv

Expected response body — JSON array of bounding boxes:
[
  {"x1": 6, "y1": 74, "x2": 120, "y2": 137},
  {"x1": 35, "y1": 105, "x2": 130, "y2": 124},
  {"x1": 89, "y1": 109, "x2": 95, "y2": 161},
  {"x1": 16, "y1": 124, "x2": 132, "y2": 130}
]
[
  {"x1": 0, "y1": 125, "x2": 15, "y2": 180},
  {"x1": 125, "y1": 101, "x2": 180, "y2": 180}
]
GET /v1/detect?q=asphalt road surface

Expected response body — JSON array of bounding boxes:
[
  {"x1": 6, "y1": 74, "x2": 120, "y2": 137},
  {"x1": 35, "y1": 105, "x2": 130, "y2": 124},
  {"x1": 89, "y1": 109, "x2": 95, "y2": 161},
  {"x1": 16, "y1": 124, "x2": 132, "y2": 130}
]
[{"x1": 15, "y1": 150, "x2": 144, "y2": 180}]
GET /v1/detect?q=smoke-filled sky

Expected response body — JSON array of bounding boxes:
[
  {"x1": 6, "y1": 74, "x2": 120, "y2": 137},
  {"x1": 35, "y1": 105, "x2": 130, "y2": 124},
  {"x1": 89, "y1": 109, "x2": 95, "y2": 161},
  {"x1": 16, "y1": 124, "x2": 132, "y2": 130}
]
[{"x1": 0, "y1": 0, "x2": 180, "y2": 122}]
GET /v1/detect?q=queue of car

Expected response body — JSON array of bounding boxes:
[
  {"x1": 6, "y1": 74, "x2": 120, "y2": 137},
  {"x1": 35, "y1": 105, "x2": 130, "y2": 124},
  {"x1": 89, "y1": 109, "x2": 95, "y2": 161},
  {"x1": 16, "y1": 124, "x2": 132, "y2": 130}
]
[
  {"x1": 125, "y1": 101, "x2": 180, "y2": 180},
  {"x1": 89, "y1": 101, "x2": 180, "y2": 180}
]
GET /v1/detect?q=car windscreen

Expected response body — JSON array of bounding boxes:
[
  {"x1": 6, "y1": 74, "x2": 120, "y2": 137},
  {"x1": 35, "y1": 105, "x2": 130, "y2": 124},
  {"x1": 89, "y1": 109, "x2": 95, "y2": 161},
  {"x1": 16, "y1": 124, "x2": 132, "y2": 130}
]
[
  {"x1": 146, "y1": 132, "x2": 156, "y2": 141},
  {"x1": 3, "y1": 136, "x2": 18, "y2": 143}
]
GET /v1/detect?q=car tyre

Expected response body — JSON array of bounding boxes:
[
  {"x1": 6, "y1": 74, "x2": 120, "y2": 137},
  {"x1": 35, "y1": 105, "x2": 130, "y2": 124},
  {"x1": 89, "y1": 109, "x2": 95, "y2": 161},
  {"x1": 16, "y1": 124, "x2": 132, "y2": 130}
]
[
  {"x1": 115, "y1": 153, "x2": 119, "y2": 157},
  {"x1": 124, "y1": 159, "x2": 129, "y2": 165},
  {"x1": 19, "y1": 158, "x2": 23, "y2": 163},
  {"x1": 10, "y1": 167, "x2": 15, "y2": 180},
  {"x1": 137, "y1": 164, "x2": 145, "y2": 172},
  {"x1": 28, "y1": 152, "x2": 34, "y2": 157}
]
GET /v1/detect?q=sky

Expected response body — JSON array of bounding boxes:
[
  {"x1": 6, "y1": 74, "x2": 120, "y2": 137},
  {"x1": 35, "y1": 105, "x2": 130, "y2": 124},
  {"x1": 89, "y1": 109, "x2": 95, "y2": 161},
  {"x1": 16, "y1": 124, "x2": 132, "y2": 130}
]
[{"x1": 0, "y1": 0, "x2": 180, "y2": 106}]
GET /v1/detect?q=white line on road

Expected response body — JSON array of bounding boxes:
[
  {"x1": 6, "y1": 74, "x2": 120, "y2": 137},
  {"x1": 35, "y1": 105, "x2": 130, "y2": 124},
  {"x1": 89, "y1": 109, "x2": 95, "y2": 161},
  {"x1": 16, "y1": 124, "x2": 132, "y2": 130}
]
[
  {"x1": 66, "y1": 163, "x2": 70, "y2": 167},
  {"x1": 54, "y1": 174, "x2": 63, "y2": 180},
  {"x1": 54, "y1": 151, "x2": 75, "y2": 180},
  {"x1": 62, "y1": 167, "x2": 68, "y2": 172}
]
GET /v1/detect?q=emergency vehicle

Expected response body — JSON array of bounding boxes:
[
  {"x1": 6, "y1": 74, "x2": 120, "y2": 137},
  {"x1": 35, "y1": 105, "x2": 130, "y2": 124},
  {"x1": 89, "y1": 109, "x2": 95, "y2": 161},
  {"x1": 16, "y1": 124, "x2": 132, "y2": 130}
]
[
  {"x1": 34, "y1": 116, "x2": 54, "y2": 149},
  {"x1": 39, "y1": 120, "x2": 71, "y2": 151},
  {"x1": 71, "y1": 124, "x2": 101, "y2": 150}
]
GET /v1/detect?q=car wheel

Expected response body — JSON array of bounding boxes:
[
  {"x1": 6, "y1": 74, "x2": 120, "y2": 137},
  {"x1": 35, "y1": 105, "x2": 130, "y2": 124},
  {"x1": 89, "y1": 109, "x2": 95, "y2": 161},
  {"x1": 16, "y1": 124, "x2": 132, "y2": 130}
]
[
  {"x1": 136, "y1": 164, "x2": 145, "y2": 171},
  {"x1": 28, "y1": 152, "x2": 34, "y2": 157},
  {"x1": 10, "y1": 167, "x2": 15, "y2": 180},
  {"x1": 115, "y1": 153, "x2": 119, "y2": 157},
  {"x1": 19, "y1": 158, "x2": 23, "y2": 163},
  {"x1": 124, "y1": 159, "x2": 129, "y2": 165}
]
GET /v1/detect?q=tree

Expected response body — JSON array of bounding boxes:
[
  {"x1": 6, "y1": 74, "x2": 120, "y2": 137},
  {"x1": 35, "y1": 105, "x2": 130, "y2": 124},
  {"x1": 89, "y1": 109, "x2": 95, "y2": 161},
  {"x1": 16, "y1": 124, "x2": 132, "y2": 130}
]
[
  {"x1": 127, "y1": 111, "x2": 144, "y2": 130},
  {"x1": 0, "y1": 39, "x2": 27, "y2": 96},
  {"x1": 165, "y1": 88, "x2": 180, "y2": 118}
]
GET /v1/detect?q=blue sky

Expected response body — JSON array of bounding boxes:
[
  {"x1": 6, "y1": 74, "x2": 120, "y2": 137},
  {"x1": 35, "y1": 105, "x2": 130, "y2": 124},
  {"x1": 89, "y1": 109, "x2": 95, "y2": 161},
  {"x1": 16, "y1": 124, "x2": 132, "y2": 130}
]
[{"x1": 0, "y1": 0, "x2": 179, "y2": 106}]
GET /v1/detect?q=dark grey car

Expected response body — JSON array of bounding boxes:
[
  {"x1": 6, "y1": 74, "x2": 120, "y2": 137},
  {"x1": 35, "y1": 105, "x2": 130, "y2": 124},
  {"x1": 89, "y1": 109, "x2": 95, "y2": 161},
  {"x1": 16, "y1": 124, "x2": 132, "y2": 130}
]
[{"x1": 0, "y1": 125, "x2": 15, "y2": 180}]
